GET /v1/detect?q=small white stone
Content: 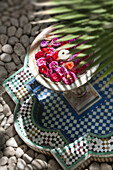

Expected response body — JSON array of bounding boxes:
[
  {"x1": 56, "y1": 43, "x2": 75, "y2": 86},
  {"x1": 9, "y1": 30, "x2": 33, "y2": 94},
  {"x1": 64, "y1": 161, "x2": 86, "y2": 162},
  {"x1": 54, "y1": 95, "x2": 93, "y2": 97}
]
[
  {"x1": 8, "y1": 156, "x2": 17, "y2": 164},
  {"x1": 0, "y1": 113, "x2": 5, "y2": 122},
  {"x1": 8, "y1": 36, "x2": 19, "y2": 45},
  {"x1": 31, "y1": 26, "x2": 39, "y2": 36},
  {"x1": 14, "y1": 135, "x2": 23, "y2": 146},
  {"x1": 2, "y1": 44, "x2": 13, "y2": 54},
  {"x1": 0, "y1": 103, "x2": 3, "y2": 112},
  {"x1": 0, "y1": 156, "x2": 8, "y2": 166},
  {"x1": 8, "y1": 163, "x2": 16, "y2": 170},
  {"x1": 5, "y1": 125, "x2": 16, "y2": 137},
  {"x1": 15, "y1": 27, "x2": 22, "y2": 38},
  {"x1": 6, "y1": 137, "x2": 18, "y2": 147},
  {"x1": 14, "y1": 43, "x2": 25, "y2": 57},
  {"x1": 12, "y1": 53, "x2": 21, "y2": 65},
  {"x1": 4, "y1": 21, "x2": 11, "y2": 27},
  {"x1": 25, "y1": 164, "x2": 33, "y2": 170},
  {"x1": 1, "y1": 116, "x2": 7, "y2": 126},
  {"x1": 0, "y1": 53, "x2": 12, "y2": 62},
  {"x1": 48, "y1": 159, "x2": 61, "y2": 170},
  {"x1": 23, "y1": 153, "x2": 33, "y2": 163},
  {"x1": 37, "y1": 154, "x2": 47, "y2": 162},
  {"x1": 17, "y1": 158, "x2": 26, "y2": 170},
  {"x1": 24, "y1": 23, "x2": 32, "y2": 35},
  {"x1": 11, "y1": 11, "x2": 20, "y2": 18},
  {"x1": 10, "y1": 18, "x2": 19, "y2": 27},
  {"x1": 8, "y1": 26, "x2": 16, "y2": 37},
  {"x1": 101, "y1": 163, "x2": 112, "y2": 170},
  {"x1": 0, "y1": 34, "x2": 8, "y2": 45},
  {"x1": 20, "y1": 55, "x2": 25, "y2": 63},
  {"x1": 20, "y1": 15, "x2": 28, "y2": 27},
  {"x1": 3, "y1": 147, "x2": 15, "y2": 157},
  {"x1": 1, "y1": 16, "x2": 9, "y2": 22},
  {"x1": 5, "y1": 62, "x2": 16, "y2": 73},
  {"x1": 29, "y1": 37, "x2": 34, "y2": 44},
  {"x1": 0, "y1": 61, "x2": 4, "y2": 66},
  {"x1": 17, "y1": 63, "x2": 23, "y2": 70},
  {"x1": 32, "y1": 159, "x2": 48, "y2": 170},
  {"x1": 4, "y1": 123, "x2": 10, "y2": 130},
  {"x1": 0, "y1": 26, "x2": 7, "y2": 34},
  {"x1": 7, "y1": 114, "x2": 14, "y2": 124},
  {"x1": 89, "y1": 162, "x2": 100, "y2": 170},
  {"x1": 20, "y1": 35, "x2": 29, "y2": 48},
  {"x1": 3, "y1": 104, "x2": 12, "y2": 116},
  {"x1": 16, "y1": 147, "x2": 24, "y2": 158},
  {"x1": 0, "y1": 165, "x2": 8, "y2": 170},
  {"x1": 0, "y1": 66, "x2": 8, "y2": 78}
]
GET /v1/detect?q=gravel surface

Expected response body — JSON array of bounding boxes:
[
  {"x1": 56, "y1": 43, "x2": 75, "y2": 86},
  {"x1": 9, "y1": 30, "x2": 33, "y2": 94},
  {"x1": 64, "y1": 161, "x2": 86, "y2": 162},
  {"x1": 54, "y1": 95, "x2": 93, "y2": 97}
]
[{"x1": 0, "y1": 0, "x2": 112, "y2": 169}]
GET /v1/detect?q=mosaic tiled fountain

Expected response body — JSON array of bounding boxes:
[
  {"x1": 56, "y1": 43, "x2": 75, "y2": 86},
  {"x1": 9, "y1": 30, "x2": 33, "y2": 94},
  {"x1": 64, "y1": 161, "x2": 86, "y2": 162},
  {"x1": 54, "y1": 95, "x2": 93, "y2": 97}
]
[{"x1": 3, "y1": 27, "x2": 113, "y2": 170}]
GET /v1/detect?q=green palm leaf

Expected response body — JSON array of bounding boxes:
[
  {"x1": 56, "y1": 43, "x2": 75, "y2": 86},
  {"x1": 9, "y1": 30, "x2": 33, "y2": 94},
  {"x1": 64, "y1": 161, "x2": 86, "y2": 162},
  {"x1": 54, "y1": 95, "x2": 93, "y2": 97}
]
[{"x1": 33, "y1": 0, "x2": 113, "y2": 87}]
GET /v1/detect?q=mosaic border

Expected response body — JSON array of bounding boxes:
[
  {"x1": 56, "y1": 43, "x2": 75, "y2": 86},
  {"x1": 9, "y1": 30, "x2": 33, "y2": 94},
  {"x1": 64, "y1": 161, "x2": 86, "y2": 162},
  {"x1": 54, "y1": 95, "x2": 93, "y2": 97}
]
[{"x1": 3, "y1": 52, "x2": 113, "y2": 170}]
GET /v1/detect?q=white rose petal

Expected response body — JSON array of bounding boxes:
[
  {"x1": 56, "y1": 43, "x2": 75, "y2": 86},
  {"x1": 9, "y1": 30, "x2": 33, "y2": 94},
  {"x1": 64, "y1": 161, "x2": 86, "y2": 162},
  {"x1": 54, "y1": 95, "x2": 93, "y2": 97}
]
[{"x1": 58, "y1": 49, "x2": 71, "y2": 60}]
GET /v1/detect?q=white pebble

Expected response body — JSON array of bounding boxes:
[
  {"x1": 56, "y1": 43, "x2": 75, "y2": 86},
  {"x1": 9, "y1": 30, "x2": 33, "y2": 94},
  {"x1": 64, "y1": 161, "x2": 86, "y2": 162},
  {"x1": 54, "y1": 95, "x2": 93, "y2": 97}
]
[
  {"x1": 0, "y1": 34, "x2": 8, "y2": 45},
  {"x1": 23, "y1": 153, "x2": 33, "y2": 163},
  {"x1": 15, "y1": 27, "x2": 22, "y2": 38},
  {"x1": 0, "y1": 103, "x2": 3, "y2": 112},
  {"x1": 89, "y1": 162, "x2": 100, "y2": 170},
  {"x1": 48, "y1": 159, "x2": 61, "y2": 170},
  {"x1": 10, "y1": 18, "x2": 19, "y2": 27},
  {"x1": 3, "y1": 147, "x2": 15, "y2": 157},
  {"x1": 5, "y1": 125, "x2": 16, "y2": 137},
  {"x1": 20, "y1": 15, "x2": 28, "y2": 27},
  {"x1": 8, "y1": 26, "x2": 16, "y2": 37},
  {"x1": 0, "y1": 165, "x2": 8, "y2": 170},
  {"x1": 8, "y1": 156, "x2": 17, "y2": 164},
  {"x1": 14, "y1": 135, "x2": 23, "y2": 146},
  {"x1": 0, "y1": 25, "x2": 7, "y2": 34},
  {"x1": 0, "y1": 156, "x2": 8, "y2": 166},
  {"x1": 0, "y1": 53, "x2": 12, "y2": 62},
  {"x1": 4, "y1": 123, "x2": 10, "y2": 130},
  {"x1": 8, "y1": 163, "x2": 16, "y2": 170},
  {"x1": 2, "y1": 44, "x2": 13, "y2": 54},
  {"x1": 8, "y1": 36, "x2": 19, "y2": 45},
  {"x1": 25, "y1": 164, "x2": 33, "y2": 170},
  {"x1": 20, "y1": 35, "x2": 29, "y2": 48},
  {"x1": 7, "y1": 114, "x2": 14, "y2": 124},
  {"x1": 0, "y1": 113, "x2": 5, "y2": 122},
  {"x1": 5, "y1": 62, "x2": 16, "y2": 73},
  {"x1": 16, "y1": 147, "x2": 24, "y2": 158},
  {"x1": 1, "y1": 117, "x2": 7, "y2": 126},
  {"x1": 6, "y1": 137, "x2": 18, "y2": 148},
  {"x1": 0, "y1": 66, "x2": 8, "y2": 78},
  {"x1": 32, "y1": 159, "x2": 47, "y2": 170},
  {"x1": 3, "y1": 104, "x2": 12, "y2": 116},
  {"x1": 14, "y1": 43, "x2": 25, "y2": 57},
  {"x1": 17, "y1": 158, "x2": 26, "y2": 170}
]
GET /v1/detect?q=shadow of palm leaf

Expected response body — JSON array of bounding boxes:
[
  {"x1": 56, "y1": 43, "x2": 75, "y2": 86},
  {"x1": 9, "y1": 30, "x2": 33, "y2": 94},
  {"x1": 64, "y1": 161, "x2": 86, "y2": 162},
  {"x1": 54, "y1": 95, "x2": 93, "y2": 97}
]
[{"x1": 32, "y1": 0, "x2": 113, "y2": 87}]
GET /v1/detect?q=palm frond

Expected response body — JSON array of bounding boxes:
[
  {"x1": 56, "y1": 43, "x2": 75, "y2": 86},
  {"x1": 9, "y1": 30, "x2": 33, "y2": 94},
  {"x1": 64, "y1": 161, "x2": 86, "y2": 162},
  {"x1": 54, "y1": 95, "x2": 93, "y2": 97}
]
[{"x1": 33, "y1": 0, "x2": 113, "y2": 87}]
